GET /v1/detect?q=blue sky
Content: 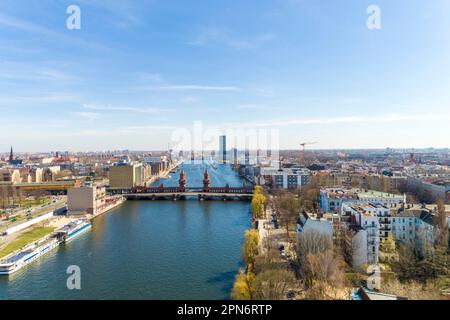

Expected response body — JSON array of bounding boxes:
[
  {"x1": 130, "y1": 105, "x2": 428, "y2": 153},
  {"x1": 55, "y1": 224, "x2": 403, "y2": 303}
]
[{"x1": 1, "y1": 0, "x2": 450, "y2": 152}]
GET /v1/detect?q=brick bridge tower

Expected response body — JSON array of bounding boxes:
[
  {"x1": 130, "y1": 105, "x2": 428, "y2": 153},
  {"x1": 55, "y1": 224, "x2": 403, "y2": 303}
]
[
  {"x1": 203, "y1": 168, "x2": 210, "y2": 192},
  {"x1": 179, "y1": 170, "x2": 186, "y2": 192}
]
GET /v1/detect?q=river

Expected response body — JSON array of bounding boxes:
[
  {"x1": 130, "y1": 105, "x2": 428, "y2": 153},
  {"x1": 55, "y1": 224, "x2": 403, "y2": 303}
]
[{"x1": 0, "y1": 162, "x2": 251, "y2": 300}]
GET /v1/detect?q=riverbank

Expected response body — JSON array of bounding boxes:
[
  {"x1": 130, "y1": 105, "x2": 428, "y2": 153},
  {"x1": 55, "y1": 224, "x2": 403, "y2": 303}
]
[
  {"x1": 93, "y1": 196, "x2": 125, "y2": 218},
  {"x1": 146, "y1": 160, "x2": 184, "y2": 186}
]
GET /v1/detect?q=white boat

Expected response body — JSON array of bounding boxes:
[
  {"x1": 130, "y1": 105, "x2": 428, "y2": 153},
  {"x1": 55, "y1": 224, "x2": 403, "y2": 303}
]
[
  {"x1": 55, "y1": 219, "x2": 91, "y2": 243},
  {"x1": 0, "y1": 219, "x2": 92, "y2": 276},
  {"x1": 0, "y1": 236, "x2": 60, "y2": 275}
]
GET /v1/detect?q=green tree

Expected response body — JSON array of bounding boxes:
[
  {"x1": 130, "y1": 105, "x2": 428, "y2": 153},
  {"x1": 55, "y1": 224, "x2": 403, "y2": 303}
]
[
  {"x1": 231, "y1": 272, "x2": 253, "y2": 300},
  {"x1": 251, "y1": 193, "x2": 266, "y2": 219},
  {"x1": 251, "y1": 186, "x2": 266, "y2": 219},
  {"x1": 243, "y1": 229, "x2": 260, "y2": 269}
]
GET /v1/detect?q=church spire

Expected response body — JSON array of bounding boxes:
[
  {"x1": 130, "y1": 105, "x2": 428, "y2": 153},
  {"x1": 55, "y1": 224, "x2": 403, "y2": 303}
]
[{"x1": 9, "y1": 145, "x2": 13, "y2": 161}]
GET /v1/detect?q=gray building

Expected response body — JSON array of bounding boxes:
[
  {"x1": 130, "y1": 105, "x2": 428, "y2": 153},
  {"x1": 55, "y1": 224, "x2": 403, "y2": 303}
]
[{"x1": 219, "y1": 135, "x2": 227, "y2": 164}]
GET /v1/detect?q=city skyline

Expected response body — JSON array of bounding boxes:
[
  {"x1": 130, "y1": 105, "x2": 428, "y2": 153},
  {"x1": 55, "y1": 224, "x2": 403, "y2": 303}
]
[{"x1": 1, "y1": 0, "x2": 450, "y2": 151}]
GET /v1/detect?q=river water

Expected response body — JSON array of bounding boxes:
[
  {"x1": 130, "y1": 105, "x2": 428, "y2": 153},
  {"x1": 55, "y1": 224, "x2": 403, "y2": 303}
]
[{"x1": 0, "y1": 162, "x2": 251, "y2": 300}]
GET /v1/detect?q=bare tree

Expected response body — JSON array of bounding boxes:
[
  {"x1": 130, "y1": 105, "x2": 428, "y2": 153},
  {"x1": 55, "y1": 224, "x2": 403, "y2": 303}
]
[
  {"x1": 250, "y1": 268, "x2": 296, "y2": 300},
  {"x1": 274, "y1": 195, "x2": 300, "y2": 239},
  {"x1": 341, "y1": 227, "x2": 363, "y2": 269},
  {"x1": 301, "y1": 250, "x2": 348, "y2": 300},
  {"x1": 296, "y1": 230, "x2": 333, "y2": 259},
  {"x1": 253, "y1": 249, "x2": 286, "y2": 274},
  {"x1": 381, "y1": 277, "x2": 444, "y2": 300},
  {"x1": 434, "y1": 199, "x2": 449, "y2": 249}
]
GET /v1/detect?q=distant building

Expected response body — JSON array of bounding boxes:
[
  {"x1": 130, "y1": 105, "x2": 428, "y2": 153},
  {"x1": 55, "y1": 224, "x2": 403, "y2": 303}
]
[
  {"x1": 67, "y1": 185, "x2": 106, "y2": 215},
  {"x1": 391, "y1": 205, "x2": 441, "y2": 257},
  {"x1": 7, "y1": 146, "x2": 22, "y2": 166},
  {"x1": 342, "y1": 202, "x2": 393, "y2": 242},
  {"x1": 109, "y1": 162, "x2": 147, "y2": 189},
  {"x1": 342, "y1": 203, "x2": 380, "y2": 266},
  {"x1": 343, "y1": 224, "x2": 370, "y2": 269},
  {"x1": 144, "y1": 156, "x2": 169, "y2": 176},
  {"x1": 296, "y1": 212, "x2": 333, "y2": 242},
  {"x1": 219, "y1": 136, "x2": 227, "y2": 164},
  {"x1": 0, "y1": 169, "x2": 21, "y2": 183},
  {"x1": 320, "y1": 188, "x2": 359, "y2": 213},
  {"x1": 259, "y1": 167, "x2": 310, "y2": 189},
  {"x1": 231, "y1": 148, "x2": 238, "y2": 165},
  {"x1": 319, "y1": 187, "x2": 405, "y2": 213},
  {"x1": 407, "y1": 175, "x2": 450, "y2": 203}
]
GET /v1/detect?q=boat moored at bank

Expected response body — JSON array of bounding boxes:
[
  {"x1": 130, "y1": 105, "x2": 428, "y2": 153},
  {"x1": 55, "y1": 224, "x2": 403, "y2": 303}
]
[
  {"x1": 0, "y1": 236, "x2": 60, "y2": 275},
  {"x1": 55, "y1": 219, "x2": 91, "y2": 243},
  {"x1": 0, "y1": 219, "x2": 92, "y2": 275}
]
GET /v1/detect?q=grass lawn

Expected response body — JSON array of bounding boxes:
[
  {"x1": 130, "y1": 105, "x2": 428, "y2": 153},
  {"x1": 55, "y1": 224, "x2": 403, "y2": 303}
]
[
  {"x1": 0, "y1": 226, "x2": 55, "y2": 259},
  {"x1": 19, "y1": 197, "x2": 51, "y2": 208}
]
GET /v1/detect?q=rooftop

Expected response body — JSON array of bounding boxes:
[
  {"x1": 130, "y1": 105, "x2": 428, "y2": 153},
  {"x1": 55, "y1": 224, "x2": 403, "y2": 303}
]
[{"x1": 357, "y1": 190, "x2": 404, "y2": 199}]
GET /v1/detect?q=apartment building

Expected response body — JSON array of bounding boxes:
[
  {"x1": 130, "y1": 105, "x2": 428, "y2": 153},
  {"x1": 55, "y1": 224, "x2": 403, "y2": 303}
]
[
  {"x1": 320, "y1": 187, "x2": 405, "y2": 213},
  {"x1": 296, "y1": 212, "x2": 333, "y2": 242},
  {"x1": 67, "y1": 185, "x2": 106, "y2": 215},
  {"x1": 391, "y1": 205, "x2": 439, "y2": 257},
  {"x1": 109, "y1": 162, "x2": 148, "y2": 189},
  {"x1": 259, "y1": 167, "x2": 310, "y2": 189},
  {"x1": 341, "y1": 203, "x2": 380, "y2": 266}
]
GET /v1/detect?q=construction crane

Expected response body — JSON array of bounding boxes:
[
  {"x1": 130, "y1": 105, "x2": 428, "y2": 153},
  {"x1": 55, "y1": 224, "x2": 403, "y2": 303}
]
[{"x1": 300, "y1": 141, "x2": 318, "y2": 166}]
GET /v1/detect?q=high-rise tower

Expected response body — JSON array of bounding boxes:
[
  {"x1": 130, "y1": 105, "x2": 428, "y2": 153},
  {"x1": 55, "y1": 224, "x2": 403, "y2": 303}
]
[{"x1": 219, "y1": 136, "x2": 227, "y2": 164}]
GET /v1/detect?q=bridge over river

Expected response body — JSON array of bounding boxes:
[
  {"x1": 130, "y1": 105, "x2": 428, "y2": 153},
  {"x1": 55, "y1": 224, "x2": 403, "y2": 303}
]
[{"x1": 110, "y1": 167, "x2": 254, "y2": 201}]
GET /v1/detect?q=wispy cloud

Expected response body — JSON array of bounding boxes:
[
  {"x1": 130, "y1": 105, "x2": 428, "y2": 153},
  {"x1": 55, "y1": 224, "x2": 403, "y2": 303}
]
[
  {"x1": 189, "y1": 29, "x2": 276, "y2": 50},
  {"x1": 0, "y1": 93, "x2": 79, "y2": 105},
  {"x1": 72, "y1": 112, "x2": 101, "y2": 122},
  {"x1": 0, "y1": 12, "x2": 111, "y2": 52},
  {"x1": 223, "y1": 113, "x2": 450, "y2": 128},
  {"x1": 77, "y1": 0, "x2": 143, "y2": 29},
  {"x1": 119, "y1": 125, "x2": 177, "y2": 133},
  {"x1": 83, "y1": 103, "x2": 164, "y2": 113},
  {"x1": 139, "y1": 85, "x2": 241, "y2": 92},
  {"x1": 0, "y1": 12, "x2": 52, "y2": 34}
]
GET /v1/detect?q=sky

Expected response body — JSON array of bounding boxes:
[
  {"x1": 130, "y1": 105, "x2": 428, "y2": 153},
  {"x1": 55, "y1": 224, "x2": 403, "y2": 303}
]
[{"x1": 0, "y1": 0, "x2": 450, "y2": 152}]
